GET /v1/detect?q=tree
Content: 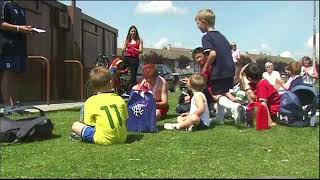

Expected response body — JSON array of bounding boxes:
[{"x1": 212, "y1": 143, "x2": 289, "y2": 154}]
[
  {"x1": 142, "y1": 51, "x2": 168, "y2": 64},
  {"x1": 255, "y1": 56, "x2": 289, "y2": 74},
  {"x1": 176, "y1": 55, "x2": 191, "y2": 70}
]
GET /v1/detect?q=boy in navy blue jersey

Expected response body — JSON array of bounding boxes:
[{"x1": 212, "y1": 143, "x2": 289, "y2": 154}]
[
  {"x1": 0, "y1": 0, "x2": 33, "y2": 107},
  {"x1": 195, "y1": 9, "x2": 245, "y2": 124}
]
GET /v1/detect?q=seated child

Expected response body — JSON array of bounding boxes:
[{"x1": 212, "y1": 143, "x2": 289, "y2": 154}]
[
  {"x1": 277, "y1": 62, "x2": 305, "y2": 90},
  {"x1": 239, "y1": 63, "x2": 280, "y2": 128},
  {"x1": 71, "y1": 66, "x2": 128, "y2": 145},
  {"x1": 191, "y1": 47, "x2": 243, "y2": 124},
  {"x1": 109, "y1": 57, "x2": 130, "y2": 95},
  {"x1": 164, "y1": 73, "x2": 210, "y2": 131},
  {"x1": 132, "y1": 64, "x2": 169, "y2": 120}
]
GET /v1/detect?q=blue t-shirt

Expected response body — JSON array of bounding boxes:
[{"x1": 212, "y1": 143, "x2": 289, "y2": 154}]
[
  {"x1": 0, "y1": 0, "x2": 27, "y2": 57},
  {"x1": 202, "y1": 31, "x2": 235, "y2": 80}
]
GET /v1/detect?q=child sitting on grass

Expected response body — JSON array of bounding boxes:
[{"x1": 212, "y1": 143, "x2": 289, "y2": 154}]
[
  {"x1": 239, "y1": 63, "x2": 279, "y2": 128},
  {"x1": 164, "y1": 73, "x2": 210, "y2": 131},
  {"x1": 277, "y1": 62, "x2": 303, "y2": 90},
  {"x1": 71, "y1": 66, "x2": 128, "y2": 145}
]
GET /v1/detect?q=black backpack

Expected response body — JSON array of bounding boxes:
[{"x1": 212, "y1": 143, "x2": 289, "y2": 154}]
[{"x1": 0, "y1": 106, "x2": 54, "y2": 143}]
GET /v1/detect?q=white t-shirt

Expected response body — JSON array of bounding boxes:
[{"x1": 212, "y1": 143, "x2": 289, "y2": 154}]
[
  {"x1": 300, "y1": 66, "x2": 316, "y2": 86},
  {"x1": 189, "y1": 92, "x2": 210, "y2": 126},
  {"x1": 263, "y1": 71, "x2": 281, "y2": 86}
]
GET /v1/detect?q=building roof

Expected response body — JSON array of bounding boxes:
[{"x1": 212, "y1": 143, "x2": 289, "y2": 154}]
[
  {"x1": 117, "y1": 47, "x2": 194, "y2": 60},
  {"x1": 245, "y1": 53, "x2": 296, "y2": 64},
  {"x1": 117, "y1": 47, "x2": 296, "y2": 64}
]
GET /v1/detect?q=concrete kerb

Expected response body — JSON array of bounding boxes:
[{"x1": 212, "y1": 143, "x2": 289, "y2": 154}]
[{"x1": 27, "y1": 102, "x2": 83, "y2": 113}]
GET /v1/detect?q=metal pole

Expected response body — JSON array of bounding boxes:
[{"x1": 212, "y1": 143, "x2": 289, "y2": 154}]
[
  {"x1": 312, "y1": 0, "x2": 317, "y2": 66},
  {"x1": 72, "y1": 0, "x2": 76, "y2": 8}
]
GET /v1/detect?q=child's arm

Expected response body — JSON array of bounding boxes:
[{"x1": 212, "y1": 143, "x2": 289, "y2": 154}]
[
  {"x1": 238, "y1": 64, "x2": 250, "y2": 90},
  {"x1": 201, "y1": 50, "x2": 216, "y2": 78},
  {"x1": 156, "y1": 81, "x2": 169, "y2": 108}
]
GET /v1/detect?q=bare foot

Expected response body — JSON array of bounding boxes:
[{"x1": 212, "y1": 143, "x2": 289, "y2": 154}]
[{"x1": 270, "y1": 122, "x2": 277, "y2": 127}]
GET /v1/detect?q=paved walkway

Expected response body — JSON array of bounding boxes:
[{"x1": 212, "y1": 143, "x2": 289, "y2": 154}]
[
  {"x1": 0, "y1": 101, "x2": 84, "y2": 113},
  {"x1": 33, "y1": 102, "x2": 83, "y2": 112}
]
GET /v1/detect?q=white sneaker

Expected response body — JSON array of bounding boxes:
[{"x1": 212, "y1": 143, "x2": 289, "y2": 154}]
[
  {"x1": 186, "y1": 125, "x2": 194, "y2": 131},
  {"x1": 164, "y1": 123, "x2": 179, "y2": 130},
  {"x1": 121, "y1": 93, "x2": 130, "y2": 97},
  {"x1": 232, "y1": 104, "x2": 245, "y2": 124}
]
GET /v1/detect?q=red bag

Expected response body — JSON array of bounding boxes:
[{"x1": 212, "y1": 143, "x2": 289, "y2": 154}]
[{"x1": 246, "y1": 102, "x2": 270, "y2": 130}]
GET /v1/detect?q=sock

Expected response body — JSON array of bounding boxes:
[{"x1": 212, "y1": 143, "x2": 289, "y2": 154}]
[
  {"x1": 216, "y1": 103, "x2": 225, "y2": 120},
  {"x1": 174, "y1": 123, "x2": 180, "y2": 130},
  {"x1": 218, "y1": 96, "x2": 238, "y2": 110}
]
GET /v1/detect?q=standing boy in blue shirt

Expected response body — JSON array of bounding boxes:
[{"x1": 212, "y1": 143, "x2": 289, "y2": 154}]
[
  {"x1": 0, "y1": 0, "x2": 33, "y2": 107},
  {"x1": 195, "y1": 9, "x2": 245, "y2": 124}
]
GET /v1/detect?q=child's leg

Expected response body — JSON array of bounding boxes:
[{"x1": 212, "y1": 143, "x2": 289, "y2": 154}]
[
  {"x1": 210, "y1": 102, "x2": 225, "y2": 125},
  {"x1": 156, "y1": 108, "x2": 168, "y2": 121},
  {"x1": 156, "y1": 109, "x2": 161, "y2": 120},
  {"x1": 177, "y1": 114, "x2": 200, "y2": 129},
  {"x1": 71, "y1": 121, "x2": 95, "y2": 143},
  {"x1": 260, "y1": 102, "x2": 277, "y2": 127},
  {"x1": 177, "y1": 114, "x2": 187, "y2": 123},
  {"x1": 216, "y1": 102, "x2": 226, "y2": 120},
  {"x1": 164, "y1": 114, "x2": 200, "y2": 130},
  {"x1": 217, "y1": 95, "x2": 245, "y2": 123},
  {"x1": 226, "y1": 92, "x2": 238, "y2": 102},
  {"x1": 71, "y1": 121, "x2": 87, "y2": 136}
]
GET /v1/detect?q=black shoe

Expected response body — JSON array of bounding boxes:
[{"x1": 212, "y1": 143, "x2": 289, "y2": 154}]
[{"x1": 70, "y1": 132, "x2": 82, "y2": 141}]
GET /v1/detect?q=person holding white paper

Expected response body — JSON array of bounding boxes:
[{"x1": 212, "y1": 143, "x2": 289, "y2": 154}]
[{"x1": 0, "y1": 0, "x2": 34, "y2": 108}]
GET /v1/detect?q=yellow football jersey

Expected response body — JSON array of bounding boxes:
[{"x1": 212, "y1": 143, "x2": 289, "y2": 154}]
[{"x1": 84, "y1": 93, "x2": 128, "y2": 145}]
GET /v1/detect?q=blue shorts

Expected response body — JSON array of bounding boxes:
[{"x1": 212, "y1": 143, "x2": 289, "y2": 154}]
[
  {"x1": 210, "y1": 77, "x2": 234, "y2": 95},
  {"x1": 81, "y1": 126, "x2": 95, "y2": 143},
  {"x1": 0, "y1": 56, "x2": 26, "y2": 73},
  {"x1": 194, "y1": 119, "x2": 209, "y2": 130}
]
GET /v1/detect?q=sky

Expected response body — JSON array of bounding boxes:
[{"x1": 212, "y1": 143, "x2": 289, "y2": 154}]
[{"x1": 60, "y1": 1, "x2": 319, "y2": 60}]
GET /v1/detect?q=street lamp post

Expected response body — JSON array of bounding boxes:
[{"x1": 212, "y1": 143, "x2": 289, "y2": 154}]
[{"x1": 312, "y1": 0, "x2": 317, "y2": 65}]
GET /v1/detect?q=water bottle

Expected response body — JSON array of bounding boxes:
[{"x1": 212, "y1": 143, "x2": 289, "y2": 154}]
[{"x1": 79, "y1": 105, "x2": 84, "y2": 122}]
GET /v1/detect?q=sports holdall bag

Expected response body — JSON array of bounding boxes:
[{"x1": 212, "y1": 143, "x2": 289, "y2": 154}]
[
  {"x1": 127, "y1": 91, "x2": 158, "y2": 133},
  {"x1": 0, "y1": 106, "x2": 54, "y2": 143}
]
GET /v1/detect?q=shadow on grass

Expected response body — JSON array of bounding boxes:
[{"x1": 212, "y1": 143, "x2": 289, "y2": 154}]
[
  {"x1": 125, "y1": 134, "x2": 144, "y2": 144},
  {"x1": 163, "y1": 114, "x2": 178, "y2": 120},
  {"x1": 157, "y1": 124, "x2": 165, "y2": 131},
  {"x1": 223, "y1": 119, "x2": 248, "y2": 130},
  {"x1": 0, "y1": 134, "x2": 62, "y2": 147}
]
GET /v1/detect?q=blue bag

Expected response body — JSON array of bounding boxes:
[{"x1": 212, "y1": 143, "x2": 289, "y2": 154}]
[
  {"x1": 127, "y1": 91, "x2": 158, "y2": 133},
  {"x1": 278, "y1": 85, "x2": 317, "y2": 127}
]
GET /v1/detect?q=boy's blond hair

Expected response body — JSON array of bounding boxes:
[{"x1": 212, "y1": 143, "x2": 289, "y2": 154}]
[
  {"x1": 189, "y1": 73, "x2": 207, "y2": 92},
  {"x1": 195, "y1": 9, "x2": 215, "y2": 27},
  {"x1": 89, "y1": 66, "x2": 113, "y2": 91}
]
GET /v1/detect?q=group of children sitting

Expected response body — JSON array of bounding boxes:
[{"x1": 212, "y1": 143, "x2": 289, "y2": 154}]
[{"x1": 69, "y1": 8, "x2": 318, "y2": 146}]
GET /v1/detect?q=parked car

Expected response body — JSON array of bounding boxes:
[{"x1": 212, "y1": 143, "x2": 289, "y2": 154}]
[{"x1": 137, "y1": 64, "x2": 175, "y2": 92}]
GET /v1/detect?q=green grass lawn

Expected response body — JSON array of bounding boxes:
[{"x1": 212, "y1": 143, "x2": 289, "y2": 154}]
[{"x1": 0, "y1": 91, "x2": 319, "y2": 178}]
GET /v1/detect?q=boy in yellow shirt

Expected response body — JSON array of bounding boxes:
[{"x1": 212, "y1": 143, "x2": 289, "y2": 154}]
[{"x1": 71, "y1": 67, "x2": 128, "y2": 145}]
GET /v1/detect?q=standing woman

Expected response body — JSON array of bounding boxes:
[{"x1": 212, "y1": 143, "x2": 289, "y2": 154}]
[
  {"x1": 122, "y1": 25, "x2": 143, "y2": 91},
  {"x1": 0, "y1": 0, "x2": 33, "y2": 108}
]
